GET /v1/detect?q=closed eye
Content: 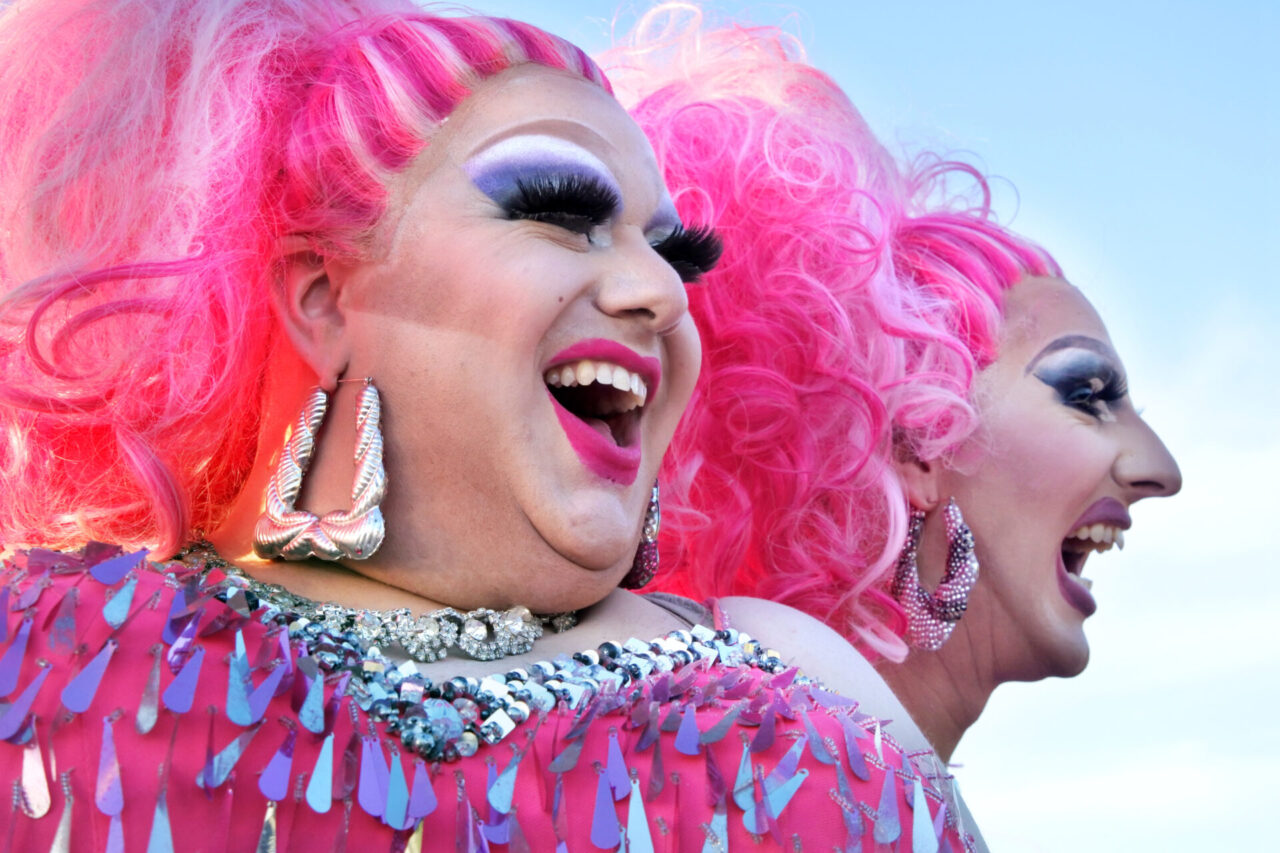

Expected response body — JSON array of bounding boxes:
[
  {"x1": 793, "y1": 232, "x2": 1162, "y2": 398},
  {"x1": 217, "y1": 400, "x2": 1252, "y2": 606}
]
[
  {"x1": 1034, "y1": 352, "x2": 1129, "y2": 421},
  {"x1": 650, "y1": 224, "x2": 723, "y2": 283},
  {"x1": 506, "y1": 172, "x2": 621, "y2": 236}
]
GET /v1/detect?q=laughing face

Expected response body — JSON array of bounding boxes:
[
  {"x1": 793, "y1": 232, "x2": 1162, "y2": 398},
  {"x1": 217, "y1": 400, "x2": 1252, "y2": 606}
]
[
  {"x1": 929, "y1": 276, "x2": 1181, "y2": 679},
  {"x1": 327, "y1": 65, "x2": 716, "y2": 612}
]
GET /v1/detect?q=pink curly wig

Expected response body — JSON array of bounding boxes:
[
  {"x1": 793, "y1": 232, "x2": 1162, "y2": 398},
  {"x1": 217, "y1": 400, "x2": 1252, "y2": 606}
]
[
  {"x1": 602, "y1": 7, "x2": 1060, "y2": 660},
  {"x1": 0, "y1": 0, "x2": 608, "y2": 556}
]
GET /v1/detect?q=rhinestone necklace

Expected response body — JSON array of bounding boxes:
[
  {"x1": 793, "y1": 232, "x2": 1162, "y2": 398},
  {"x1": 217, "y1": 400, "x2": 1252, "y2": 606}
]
[
  {"x1": 181, "y1": 547, "x2": 789, "y2": 763},
  {"x1": 189, "y1": 544, "x2": 577, "y2": 663}
]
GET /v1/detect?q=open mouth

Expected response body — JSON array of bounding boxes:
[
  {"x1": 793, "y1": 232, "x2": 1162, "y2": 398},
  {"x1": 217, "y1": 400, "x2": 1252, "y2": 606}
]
[
  {"x1": 544, "y1": 359, "x2": 648, "y2": 447},
  {"x1": 1059, "y1": 523, "x2": 1126, "y2": 590}
]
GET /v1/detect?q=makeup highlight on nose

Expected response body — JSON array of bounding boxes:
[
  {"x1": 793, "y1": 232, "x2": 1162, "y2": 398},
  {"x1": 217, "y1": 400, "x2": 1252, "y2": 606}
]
[{"x1": 463, "y1": 134, "x2": 622, "y2": 208}]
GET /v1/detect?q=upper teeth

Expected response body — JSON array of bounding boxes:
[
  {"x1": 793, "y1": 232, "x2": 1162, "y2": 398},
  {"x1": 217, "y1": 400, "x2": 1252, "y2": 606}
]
[
  {"x1": 545, "y1": 360, "x2": 649, "y2": 408},
  {"x1": 1068, "y1": 524, "x2": 1126, "y2": 552}
]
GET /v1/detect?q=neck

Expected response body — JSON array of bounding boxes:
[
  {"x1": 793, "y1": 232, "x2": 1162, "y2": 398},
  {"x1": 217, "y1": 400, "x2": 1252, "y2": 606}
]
[{"x1": 875, "y1": 627, "x2": 998, "y2": 763}]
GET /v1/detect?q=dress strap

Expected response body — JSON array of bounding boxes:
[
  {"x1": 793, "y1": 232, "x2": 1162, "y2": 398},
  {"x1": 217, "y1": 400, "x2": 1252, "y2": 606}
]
[{"x1": 642, "y1": 592, "x2": 713, "y2": 628}]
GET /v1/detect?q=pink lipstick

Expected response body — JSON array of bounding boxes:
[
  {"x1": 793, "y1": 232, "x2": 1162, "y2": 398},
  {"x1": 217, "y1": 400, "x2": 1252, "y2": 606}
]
[
  {"x1": 1068, "y1": 497, "x2": 1131, "y2": 532},
  {"x1": 545, "y1": 340, "x2": 658, "y2": 485}
]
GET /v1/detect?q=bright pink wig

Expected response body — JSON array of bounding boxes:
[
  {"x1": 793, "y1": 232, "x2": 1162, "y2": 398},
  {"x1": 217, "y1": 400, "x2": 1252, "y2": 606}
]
[
  {"x1": 603, "y1": 8, "x2": 1060, "y2": 660},
  {"x1": 0, "y1": 0, "x2": 608, "y2": 555}
]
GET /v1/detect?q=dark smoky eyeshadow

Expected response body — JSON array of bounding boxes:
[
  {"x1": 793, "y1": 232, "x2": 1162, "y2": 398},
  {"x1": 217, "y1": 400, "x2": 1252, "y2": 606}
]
[{"x1": 1033, "y1": 351, "x2": 1128, "y2": 406}]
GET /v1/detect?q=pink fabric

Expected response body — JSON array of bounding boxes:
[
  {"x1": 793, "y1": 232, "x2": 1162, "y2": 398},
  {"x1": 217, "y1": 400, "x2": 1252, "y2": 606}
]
[{"x1": 0, "y1": 547, "x2": 971, "y2": 850}]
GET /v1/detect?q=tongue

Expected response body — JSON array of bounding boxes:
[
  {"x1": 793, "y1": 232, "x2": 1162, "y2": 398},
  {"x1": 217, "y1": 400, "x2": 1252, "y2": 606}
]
[{"x1": 582, "y1": 415, "x2": 615, "y2": 443}]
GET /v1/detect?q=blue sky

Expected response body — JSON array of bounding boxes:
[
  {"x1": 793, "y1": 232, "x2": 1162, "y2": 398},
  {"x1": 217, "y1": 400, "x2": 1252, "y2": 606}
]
[{"x1": 477, "y1": 2, "x2": 1277, "y2": 848}]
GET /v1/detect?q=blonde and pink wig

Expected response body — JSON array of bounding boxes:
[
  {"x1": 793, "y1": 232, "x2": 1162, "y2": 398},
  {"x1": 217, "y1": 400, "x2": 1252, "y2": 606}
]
[
  {"x1": 604, "y1": 8, "x2": 1060, "y2": 660},
  {"x1": 0, "y1": 0, "x2": 608, "y2": 555}
]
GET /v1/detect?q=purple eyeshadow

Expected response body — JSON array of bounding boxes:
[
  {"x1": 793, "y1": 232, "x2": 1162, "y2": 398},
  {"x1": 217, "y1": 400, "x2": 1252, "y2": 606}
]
[{"x1": 463, "y1": 135, "x2": 621, "y2": 209}]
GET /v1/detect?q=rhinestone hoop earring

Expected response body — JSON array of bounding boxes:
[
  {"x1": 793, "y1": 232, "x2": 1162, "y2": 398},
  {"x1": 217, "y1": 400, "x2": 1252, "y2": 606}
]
[
  {"x1": 891, "y1": 498, "x2": 979, "y2": 650},
  {"x1": 619, "y1": 482, "x2": 660, "y2": 589},
  {"x1": 254, "y1": 380, "x2": 387, "y2": 561}
]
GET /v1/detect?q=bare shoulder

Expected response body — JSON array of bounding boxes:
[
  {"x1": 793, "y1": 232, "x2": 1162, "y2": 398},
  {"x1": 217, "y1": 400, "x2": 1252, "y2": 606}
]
[{"x1": 718, "y1": 596, "x2": 890, "y2": 707}]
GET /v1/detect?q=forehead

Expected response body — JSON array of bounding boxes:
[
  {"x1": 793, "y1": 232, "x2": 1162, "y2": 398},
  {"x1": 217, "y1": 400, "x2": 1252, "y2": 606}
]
[{"x1": 998, "y1": 276, "x2": 1111, "y2": 360}]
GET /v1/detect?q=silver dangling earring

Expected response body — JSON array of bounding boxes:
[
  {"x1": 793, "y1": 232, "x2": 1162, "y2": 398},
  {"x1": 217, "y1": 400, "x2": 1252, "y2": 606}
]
[
  {"x1": 891, "y1": 498, "x2": 979, "y2": 650},
  {"x1": 619, "y1": 482, "x2": 660, "y2": 589},
  {"x1": 254, "y1": 379, "x2": 387, "y2": 561}
]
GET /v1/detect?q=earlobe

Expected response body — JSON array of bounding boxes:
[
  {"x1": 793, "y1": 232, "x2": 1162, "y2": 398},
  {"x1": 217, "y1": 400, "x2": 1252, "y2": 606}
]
[
  {"x1": 893, "y1": 443, "x2": 941, "y2": 512},
  {"x1": 273, "y1": 237, "x2": 351, "y2": 391}
]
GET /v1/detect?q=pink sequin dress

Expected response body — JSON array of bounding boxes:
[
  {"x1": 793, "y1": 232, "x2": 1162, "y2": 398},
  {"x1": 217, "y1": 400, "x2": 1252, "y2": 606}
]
[{"x1": 0, "y1": 545, "x2": 976, "y2": 851}]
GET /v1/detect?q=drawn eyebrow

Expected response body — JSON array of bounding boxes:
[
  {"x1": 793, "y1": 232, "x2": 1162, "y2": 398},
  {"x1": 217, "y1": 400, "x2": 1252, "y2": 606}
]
[{"x1": 1024, "y1": 335, "x2": 1119, "y2": 375}]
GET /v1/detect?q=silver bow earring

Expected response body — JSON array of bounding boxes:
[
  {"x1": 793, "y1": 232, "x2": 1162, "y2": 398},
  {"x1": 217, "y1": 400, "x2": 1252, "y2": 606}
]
[
  {"x1": 891, "y1": 498, "x2": 979, "y2": 650},
  {"x1": 619, "y1": 482, "x2": 660, "y2": 589},
  {"x1": 254, "y1": 379, "x2": 387, "y2": 561}
]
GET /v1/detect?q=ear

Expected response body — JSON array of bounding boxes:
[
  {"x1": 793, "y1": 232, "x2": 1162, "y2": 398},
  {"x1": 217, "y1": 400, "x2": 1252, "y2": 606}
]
[
  {"x1": 893, "y1": 441, "x2": 942, "y2": 513},
  {"x1": 273, "y1": 236, "x2": 351, "y2": 392}
]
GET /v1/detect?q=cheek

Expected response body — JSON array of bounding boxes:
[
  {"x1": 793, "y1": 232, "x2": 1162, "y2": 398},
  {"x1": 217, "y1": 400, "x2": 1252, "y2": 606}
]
[{"x1": 666, "y1": 320, "x2": 702, "y2": 403}]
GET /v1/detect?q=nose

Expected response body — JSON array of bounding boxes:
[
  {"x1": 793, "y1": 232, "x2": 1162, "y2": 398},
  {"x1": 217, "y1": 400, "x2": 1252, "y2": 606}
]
[
  {"x1": 593, "y1": 228, "x2": 689, "y2": 335},
  {"x1": 1115, "y1": 414, "x2": 1183, "y2": 500}
]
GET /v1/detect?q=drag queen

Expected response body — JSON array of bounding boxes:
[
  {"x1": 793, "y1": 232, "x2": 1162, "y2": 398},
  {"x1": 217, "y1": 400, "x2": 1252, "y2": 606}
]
[
  {"x1": 1, "y1": 0, "x2": 968, "y2": 849},
  {"x1": 607, "y1": 8, "x2": 1182, "y2": 840}
]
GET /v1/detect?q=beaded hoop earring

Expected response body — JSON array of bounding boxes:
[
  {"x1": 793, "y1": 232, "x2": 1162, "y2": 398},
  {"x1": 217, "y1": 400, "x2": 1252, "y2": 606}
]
[
  {"x1": 890, "y1": 498, "x2": 979, "y2": 650},
  {"x1": 254, "y1": 380, "x2": 387, "y2": 561},
  {"x1": 619, "y1": 482, "x2": 660, "y2": 589}
]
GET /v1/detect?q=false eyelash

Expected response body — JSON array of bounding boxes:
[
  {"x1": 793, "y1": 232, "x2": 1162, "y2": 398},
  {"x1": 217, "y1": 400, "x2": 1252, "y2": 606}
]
[
  {"x1": 1063, "y1": 373, "x2": 1128, "y2": 417},
  {"x1": 651, "y1": 224, "x2": 724, "y2": 283},
  {"x1": 506, "y1": 172, "x2": 620, "y2": 234}
]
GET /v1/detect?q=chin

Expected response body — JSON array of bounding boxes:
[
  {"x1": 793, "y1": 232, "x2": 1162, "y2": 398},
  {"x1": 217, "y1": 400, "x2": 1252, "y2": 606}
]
[{"x1": 1035, "y1": 630, "x2": 1091, "y2": 680}]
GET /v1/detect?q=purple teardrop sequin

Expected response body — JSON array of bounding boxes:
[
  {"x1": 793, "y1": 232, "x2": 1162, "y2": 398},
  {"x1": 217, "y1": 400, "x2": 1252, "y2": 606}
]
[
  {"x1": 800, "y1": 708, "x2": 837, "y2": 765},
  {"x1": 0, "y1": 617, "x2": 34, "y2": 697},
  {"x1": 645, "y1": 737, "x2": 664, "y2": 802},
  {"x1": 357, "y1": 736, "x2": 388, "y2": 818},
  {"x1": 49, "y1": 587, "x2": 78, "y2": 653},
  {"x1": 674, "y1": 705, "x2": 702, "y2": 756},
  {"x1": 14, "y1": 572, "x2": 49, "y2": 611},
  {"x1": 89, "y1": 550, "x2": 146, "y2": 585},
  {"x1": 258, "y1": 724, "x2": 297, "y2": 802},
  {"x1": 407, "y1": 759, "x2": 437, "y2": 820},
  {"x1": 749, "y1": 704, "x2": 777, "y2": 754},
  {"x1": 704, "y1": 743, "x2": 727, "y2": 807},
  {"x1": 96, "y1": 717, "x2": 124, "y2": 816},
  {"x1": 764, "y1": 736, "x2": 806, "y2": 794},
  {"x1": 61, "y1": 638, "x2": 117, "y2": 714},
  {"x1": 0, "y1": 663, "x2": 50, "y2": 741},
  {"x1": 873, "y1": 768, "x2": 901, "y2": 844},
  {"x1": 162, "y1": 646, "x2": 204, "y2": 714},
  {"x1": 840, "y1": 716, "x2": 871, "y2": 782},
  {"x1": 605, "y1": 730, "x2": 630, "y2": 799},
  {"x1": 589, "y1": 770, "x2": 620, "y2": 849}
]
